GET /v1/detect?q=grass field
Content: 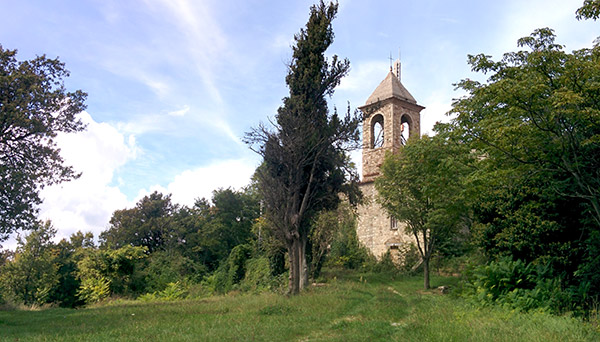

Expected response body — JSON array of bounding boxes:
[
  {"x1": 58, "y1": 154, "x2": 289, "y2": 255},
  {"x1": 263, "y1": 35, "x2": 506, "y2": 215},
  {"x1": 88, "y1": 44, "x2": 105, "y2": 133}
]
[{"x1": 1, "y1": 271, "x2": 598, "y2": 341}]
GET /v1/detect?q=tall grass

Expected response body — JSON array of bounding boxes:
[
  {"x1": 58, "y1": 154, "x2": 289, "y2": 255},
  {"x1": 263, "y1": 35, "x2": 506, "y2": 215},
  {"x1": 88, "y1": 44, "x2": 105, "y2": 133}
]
[{"x1": 0, "y1": 271, "x2": 597, "y2": 341}]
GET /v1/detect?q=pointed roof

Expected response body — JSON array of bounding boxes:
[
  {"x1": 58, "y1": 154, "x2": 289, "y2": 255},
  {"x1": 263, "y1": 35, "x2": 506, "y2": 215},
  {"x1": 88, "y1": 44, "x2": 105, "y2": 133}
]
[{"x1": 365, "y1": 71, "x2": 417, "y2": 106}]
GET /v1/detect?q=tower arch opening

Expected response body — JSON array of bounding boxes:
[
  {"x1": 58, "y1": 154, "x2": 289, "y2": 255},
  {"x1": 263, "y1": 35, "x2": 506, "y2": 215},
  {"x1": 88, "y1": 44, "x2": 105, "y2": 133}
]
[
  {"x1": 400, "y1": 114, "x2": 412, "y2": 145},
  {"x1": 371, "y1": 114, "x2": 384, "y2": 148}
]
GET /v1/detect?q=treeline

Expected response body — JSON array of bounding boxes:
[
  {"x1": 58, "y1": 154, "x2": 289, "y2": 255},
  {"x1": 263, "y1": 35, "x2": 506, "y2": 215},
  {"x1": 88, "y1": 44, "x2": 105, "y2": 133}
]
[{"x1": 0, "y1": 187, "x2": 378, "y2": 308}]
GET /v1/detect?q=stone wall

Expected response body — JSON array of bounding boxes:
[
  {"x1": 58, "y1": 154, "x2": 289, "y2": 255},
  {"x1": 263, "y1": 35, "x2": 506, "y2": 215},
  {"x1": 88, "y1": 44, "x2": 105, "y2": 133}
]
[{"x1": 356, "y1": 181, "x2": 415, "y2": 260}]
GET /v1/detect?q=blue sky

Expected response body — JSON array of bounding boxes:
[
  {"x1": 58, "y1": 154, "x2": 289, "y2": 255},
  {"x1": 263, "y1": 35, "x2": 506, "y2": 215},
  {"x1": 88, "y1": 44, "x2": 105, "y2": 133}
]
[{"x1": 0, "y1": 0, "x2": 597, "y2": 247}]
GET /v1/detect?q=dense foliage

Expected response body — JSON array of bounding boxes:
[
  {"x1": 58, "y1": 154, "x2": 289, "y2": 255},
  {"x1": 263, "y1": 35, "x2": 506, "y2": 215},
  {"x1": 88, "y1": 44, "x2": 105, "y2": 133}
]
[
  {"x1": 448, "y1": 28, "x2": 600, "y2": 314},
  {"x1": 0, "y1": 188, "x2": 264, "y2": 307},
  {"x1": 0, "y1": 46, "x2": 86, "y2": 241}
]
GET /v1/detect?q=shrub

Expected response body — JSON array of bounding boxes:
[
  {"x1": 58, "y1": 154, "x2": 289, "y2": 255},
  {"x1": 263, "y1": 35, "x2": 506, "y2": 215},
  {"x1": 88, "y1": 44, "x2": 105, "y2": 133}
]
[
  {"x1": 77, "y1": 276, "x2": 111, "y2": 304},
  {"x1": 370, "y1": 251, "x2": 399, "y2": 274},
  {"x1": 461, "y1": 257, "x2": 566, "y2": 313},
  {"x1": 239, "y1": 256, "x2": 273, "y2": 292},
  {"x1": 325, "y1": 220, "x2": 371, "y2": 270},
  {"x1": 142, "y1": 251, "x2": 206, "y2": 293},
  {"x1": 138, "y1": 281, "x2": 188, "y2": 301},
  {"x1": 76, "y1": 245, "x2": 147, "y2": 303},
  {"x1": 205, "y1": 244, "x2": 253, "y2": 293}
]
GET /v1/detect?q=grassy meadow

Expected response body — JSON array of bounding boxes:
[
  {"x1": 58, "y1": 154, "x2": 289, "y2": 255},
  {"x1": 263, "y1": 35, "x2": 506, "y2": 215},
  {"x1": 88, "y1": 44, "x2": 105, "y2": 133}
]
[{"x1": 0, "y1": 271, "x2": 598, "y2": 342}]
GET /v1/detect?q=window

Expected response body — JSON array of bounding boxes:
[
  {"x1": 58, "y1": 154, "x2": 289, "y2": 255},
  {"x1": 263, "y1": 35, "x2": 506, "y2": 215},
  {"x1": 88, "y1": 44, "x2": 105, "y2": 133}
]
[
  {"x1": 400, "y1": 115, "x2": 411, "y2": 146},
  {"x1": 371, "y1": 114, "x2": 384, "y2": 148},
  {"x1": 390, "y1": 217, "x2": 398, "y2": 230}
]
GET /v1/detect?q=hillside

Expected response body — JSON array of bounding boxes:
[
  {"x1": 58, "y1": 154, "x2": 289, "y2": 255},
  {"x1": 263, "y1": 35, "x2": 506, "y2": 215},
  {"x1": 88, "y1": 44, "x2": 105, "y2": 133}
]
[{"x1": 1, "y1": 271, "x2": 597, "y2": 342}]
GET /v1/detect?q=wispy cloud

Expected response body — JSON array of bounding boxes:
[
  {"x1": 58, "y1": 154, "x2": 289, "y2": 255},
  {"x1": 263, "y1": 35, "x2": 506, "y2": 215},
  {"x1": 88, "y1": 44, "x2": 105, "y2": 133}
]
[
  {"x1": 168, "y1": 105, "x2": 190, "y2": 117},
  {"x1": 142, "y1": 0, "x2": 229, "y2": 103}
]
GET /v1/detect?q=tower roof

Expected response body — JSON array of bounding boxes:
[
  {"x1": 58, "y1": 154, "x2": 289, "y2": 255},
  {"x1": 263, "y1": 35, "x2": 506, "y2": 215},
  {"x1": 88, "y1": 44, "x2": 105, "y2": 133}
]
[{"x1": 365, "y1": 70, "x2": 417, "y2": 106}]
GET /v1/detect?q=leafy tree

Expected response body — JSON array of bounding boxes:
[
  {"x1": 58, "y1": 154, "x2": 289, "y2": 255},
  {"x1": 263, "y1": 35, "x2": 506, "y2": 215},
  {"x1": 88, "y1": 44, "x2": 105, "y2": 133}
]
[
  {"x1": 449, "y1": 28, "x2": 600, "y2": 312},
  {"x1": 376, "y1": 133, "x2": 473, "y2": 289},
  {"x1": 100, "y1": 192, "x2": 177, "y2": 253},
  {"x1": 310, "y1": 202, "x2": 363, "y2": 278},
  {"x1": 0, "y1": 221, "x2": 59, "y2": 305},
  {"x1": 76, "y1": 245, "x2": 147, "y2": 303},
  {"x1": 142, "y1": 250, "x2": 204, "y2": 293},
  {"x1": 177, "y1": 188, "x2": 260, "y2": 272},
  {"x1": 450, "y1": 28, "x2": 600, "y2": 229},
  {"x1": 470, "y1": 167, "x2": 588, "y2": 272},
  {"x1": 577, "y1": 0, "x2": 600, "y2": 20},
  {"x1": 251, "y1": 216, "x2": 287, "y2": 277},
  {"x1": 0, "y1": 46, "x2": 86, "y2": 242},
  {"x1": 51, "y1": 231, "x2": 95, "y2": 307},
  {"x1": 245, "y1": 1, "x2": 360, "y2": 294}
]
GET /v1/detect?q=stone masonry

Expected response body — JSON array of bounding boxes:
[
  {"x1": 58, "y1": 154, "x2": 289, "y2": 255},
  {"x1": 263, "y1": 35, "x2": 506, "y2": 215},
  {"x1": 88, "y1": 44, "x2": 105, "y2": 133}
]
[{"x1": 356, "y1": 61, "x2": 425, "y2": 261}]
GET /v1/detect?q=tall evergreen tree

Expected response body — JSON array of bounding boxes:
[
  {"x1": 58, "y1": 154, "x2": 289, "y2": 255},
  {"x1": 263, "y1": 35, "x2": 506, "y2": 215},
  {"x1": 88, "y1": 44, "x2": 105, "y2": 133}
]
[{"x1": 245, "y1": 1, "x2": 360, "y2": 294}]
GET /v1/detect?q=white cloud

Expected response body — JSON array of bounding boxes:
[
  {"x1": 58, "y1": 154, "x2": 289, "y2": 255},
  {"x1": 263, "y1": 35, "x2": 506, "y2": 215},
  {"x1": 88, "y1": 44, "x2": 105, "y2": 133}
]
[
  {"x1": 168, "y1": 105, "x2": 190, "y2": 117},
  {"x1": 37, "y1": 112, "x2": 138, "y2": 243},
  {"x1": 136, "y1": 158, "x2": 259, "y2": 207}
]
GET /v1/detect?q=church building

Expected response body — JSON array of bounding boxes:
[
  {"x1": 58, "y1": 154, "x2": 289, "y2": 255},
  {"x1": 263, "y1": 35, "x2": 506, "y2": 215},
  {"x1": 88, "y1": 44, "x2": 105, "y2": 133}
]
[{"x1": 356, "y1": 60, "x2": 425, "y2": 260}]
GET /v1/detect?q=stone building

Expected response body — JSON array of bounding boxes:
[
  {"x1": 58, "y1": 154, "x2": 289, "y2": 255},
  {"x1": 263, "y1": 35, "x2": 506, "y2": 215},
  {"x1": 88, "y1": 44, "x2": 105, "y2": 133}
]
[{"x1": 356, "y1": 61, "x2": 425, "y2": 260}]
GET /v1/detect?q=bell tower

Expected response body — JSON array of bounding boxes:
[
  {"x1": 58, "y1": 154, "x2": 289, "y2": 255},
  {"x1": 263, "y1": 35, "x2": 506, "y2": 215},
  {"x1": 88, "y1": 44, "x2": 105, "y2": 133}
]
[
  {"x1": 359, "y1": 60, "x2": 424, "y2": 182},
  {"x1": 356, "y1": 60, "x2": 425, "y2": 259}
]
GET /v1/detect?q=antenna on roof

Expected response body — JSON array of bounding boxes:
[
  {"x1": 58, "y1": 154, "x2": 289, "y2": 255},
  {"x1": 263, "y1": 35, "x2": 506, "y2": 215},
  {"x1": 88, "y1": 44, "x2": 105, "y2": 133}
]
[
  {"x1": 389, "y1": 52, "x2": 393, "y2": 71},
  {"x1": 393, "y1": 48, "x2": 401, "y2": 81}
]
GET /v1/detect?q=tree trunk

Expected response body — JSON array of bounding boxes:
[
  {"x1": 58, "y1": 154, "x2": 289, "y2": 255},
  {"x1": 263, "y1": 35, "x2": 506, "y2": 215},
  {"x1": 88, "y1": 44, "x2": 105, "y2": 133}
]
[
  {"x1": 423, "y1": 257, "x2": 430, "y2": 290},
  {"x1": 288, "y1": 238, "x2": 301, "y2": 295},
  {"x1": 300, "y1": 234, "x2": 309, "y2": 290}
]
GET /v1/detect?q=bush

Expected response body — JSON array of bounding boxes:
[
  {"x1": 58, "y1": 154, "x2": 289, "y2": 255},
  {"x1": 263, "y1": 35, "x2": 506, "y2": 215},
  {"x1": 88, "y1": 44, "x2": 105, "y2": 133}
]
[
  {"x1": 239, "y1": 256, "x2": 274, "y2": 292},
  {"x1": 142, "y1": 251, "x2": 206, "y2": 293},
  {"x1": 325, "y1": 219, "x2": 371, "y2": 270},
  {"x1": 205, "y1": 244, "x2": 253, "y2": 293},
  {"x1": 77, "y1": 276, "x2": 111, "y2": 304},
  {"x1": 138, "y1": 281, "x2": 188, "y2": 301},
  {"x1": 461, "y1": 257, "x2": 566, "y2": 313},
  {"x1": 370, "y1": 251, "x2": 399, "y2": 274},
  {"x1": 76, "y1": 245, "x2": 147, "y2": 303}
]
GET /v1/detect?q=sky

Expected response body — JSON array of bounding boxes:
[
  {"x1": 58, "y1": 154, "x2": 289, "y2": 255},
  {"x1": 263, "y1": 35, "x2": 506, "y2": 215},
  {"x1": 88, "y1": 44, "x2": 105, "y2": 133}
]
[{"x1": 0, "y1": 0, "x2": 597, "y2": 249}]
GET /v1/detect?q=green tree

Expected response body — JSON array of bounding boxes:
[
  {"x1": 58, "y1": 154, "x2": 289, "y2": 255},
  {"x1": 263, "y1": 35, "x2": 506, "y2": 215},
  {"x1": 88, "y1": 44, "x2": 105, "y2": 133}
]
[
  {"x1": 51, "y1": 231, "x2": 95, "y2": 307},
  {"x1": 0, "y1": 46, "x2": 87, "y2": 242},
  {"x1": 451, "y1": 28, "x2": 600, "y2": 228},
  {"x1": 310, "y1": 202, "x2": 364, "y2": 278},
  {"x1": 100, "y1": 192, "x2": 177, "y2": 253},
  {"x1": 450, "y1": 28, "x2": 600, "y2": 308},
  {"x1": 76, "y1": 245, "x2": 147, "y2": 303},
  {"x1": 0, "y1": 221, "x2": 59, "y2": 305},
  {"x1": 176, "y1": 188, "x2": 259, "y2": 272},
  {"x1": 577, "y1": 0, "x2": 600, "y2": 20},
  {"x1": 376, "y1": 133, "x2": 473, "y2": 289},
  {"x1": 245, "y1": 1, "x2": 361, "y2": 294}
]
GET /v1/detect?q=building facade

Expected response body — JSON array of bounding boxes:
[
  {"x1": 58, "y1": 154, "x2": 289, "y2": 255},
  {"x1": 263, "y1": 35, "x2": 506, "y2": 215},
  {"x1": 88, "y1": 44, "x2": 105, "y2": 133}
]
[{"x1": 356, "y1": 61, "x2": 425, "y2": 260}]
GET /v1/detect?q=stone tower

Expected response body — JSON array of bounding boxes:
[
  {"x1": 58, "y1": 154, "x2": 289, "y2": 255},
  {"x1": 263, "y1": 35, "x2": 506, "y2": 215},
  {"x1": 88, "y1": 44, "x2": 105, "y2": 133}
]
[{"x1": 356, "y1": 61, "x2": 425, "y2": 259}]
